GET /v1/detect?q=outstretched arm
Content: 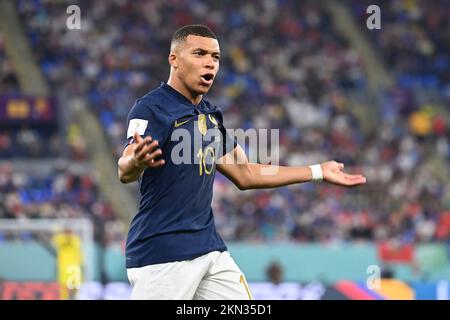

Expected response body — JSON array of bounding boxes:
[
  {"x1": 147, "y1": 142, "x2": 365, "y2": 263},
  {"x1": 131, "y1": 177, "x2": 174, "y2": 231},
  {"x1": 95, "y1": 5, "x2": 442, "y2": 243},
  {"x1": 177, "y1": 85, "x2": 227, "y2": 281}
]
[{"x1": 216, "y1": 145, "x2": 366, "y2": 190}]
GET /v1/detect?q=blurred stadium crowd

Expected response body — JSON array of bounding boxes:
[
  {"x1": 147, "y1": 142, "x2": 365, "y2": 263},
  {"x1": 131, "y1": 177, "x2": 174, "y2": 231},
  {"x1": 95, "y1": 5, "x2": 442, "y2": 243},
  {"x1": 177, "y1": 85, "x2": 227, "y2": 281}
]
[
  {"x1": 0, "y1": 0, "x2": 449, "y2": 251},
  {"x1": 0, "y1": 161, "x2": 123, "y2": 244}
]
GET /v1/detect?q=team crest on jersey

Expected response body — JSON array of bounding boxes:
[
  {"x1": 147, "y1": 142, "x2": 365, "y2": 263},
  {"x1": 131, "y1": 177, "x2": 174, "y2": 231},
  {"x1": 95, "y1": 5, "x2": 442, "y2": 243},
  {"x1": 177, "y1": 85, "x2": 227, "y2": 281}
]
[{"x1": 197, "y1": 114, "x2": 207, "y2": 135}]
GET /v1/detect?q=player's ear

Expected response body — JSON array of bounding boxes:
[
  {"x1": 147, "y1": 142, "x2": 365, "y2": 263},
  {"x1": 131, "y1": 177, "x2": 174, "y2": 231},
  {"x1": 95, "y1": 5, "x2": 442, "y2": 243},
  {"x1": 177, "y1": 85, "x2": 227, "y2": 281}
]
[{"x1": 168, "y1": 52, "x2": 178, "y2": 69}]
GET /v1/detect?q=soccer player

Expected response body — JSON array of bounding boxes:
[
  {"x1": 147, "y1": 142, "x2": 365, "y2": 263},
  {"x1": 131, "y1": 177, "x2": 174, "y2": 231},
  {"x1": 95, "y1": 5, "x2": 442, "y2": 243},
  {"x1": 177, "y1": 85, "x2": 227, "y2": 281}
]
[{"x1": 118, "y1": 25, "x2": 366, "y2": 300}]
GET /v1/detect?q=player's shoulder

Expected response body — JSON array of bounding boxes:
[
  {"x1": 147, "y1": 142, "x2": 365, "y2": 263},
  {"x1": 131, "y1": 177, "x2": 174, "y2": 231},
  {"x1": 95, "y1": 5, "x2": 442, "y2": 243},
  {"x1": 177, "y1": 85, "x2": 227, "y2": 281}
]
[
  {"x1": 133, "y1": 87, "x2": 164, "y2": 110},
  {"x1": 128, "y1": 87, "x2": 170, "y2": 119}
]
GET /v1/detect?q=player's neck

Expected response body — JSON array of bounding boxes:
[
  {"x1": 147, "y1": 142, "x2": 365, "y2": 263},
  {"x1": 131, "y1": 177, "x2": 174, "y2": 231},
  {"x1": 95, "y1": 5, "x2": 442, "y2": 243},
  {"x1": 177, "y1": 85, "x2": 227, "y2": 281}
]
[{"x1": 167, "y1": 77, "x2": 202, "y2": 105}]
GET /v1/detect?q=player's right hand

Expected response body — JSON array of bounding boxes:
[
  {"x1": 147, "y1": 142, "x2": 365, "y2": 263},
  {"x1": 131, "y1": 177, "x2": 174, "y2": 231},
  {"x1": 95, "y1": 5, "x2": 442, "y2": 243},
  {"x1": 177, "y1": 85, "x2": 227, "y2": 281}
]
[{"x1": 132, "y1": 131, "x2": 165, "y2": 168}]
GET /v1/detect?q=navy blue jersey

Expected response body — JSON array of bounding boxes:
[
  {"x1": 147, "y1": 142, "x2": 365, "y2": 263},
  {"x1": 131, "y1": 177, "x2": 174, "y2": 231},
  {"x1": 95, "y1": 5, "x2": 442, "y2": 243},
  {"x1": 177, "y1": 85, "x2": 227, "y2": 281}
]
[{"x1": 124, "y1": 82, "x2": 237, "y2": 268}]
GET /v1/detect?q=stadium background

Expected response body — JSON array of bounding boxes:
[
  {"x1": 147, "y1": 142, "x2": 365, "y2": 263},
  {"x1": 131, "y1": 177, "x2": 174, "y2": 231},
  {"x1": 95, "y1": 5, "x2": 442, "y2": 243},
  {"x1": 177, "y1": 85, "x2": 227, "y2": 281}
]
[{"x1": 0, "y1": 0, "x2": 449, "y2": 300}]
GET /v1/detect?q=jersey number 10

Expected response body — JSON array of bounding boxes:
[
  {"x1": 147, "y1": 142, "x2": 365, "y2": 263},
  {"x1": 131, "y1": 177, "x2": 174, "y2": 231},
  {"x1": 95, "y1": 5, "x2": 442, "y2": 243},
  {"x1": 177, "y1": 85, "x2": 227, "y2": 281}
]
[{"x1": 196, "y1": 146, "x2": 215, "y2": 176}]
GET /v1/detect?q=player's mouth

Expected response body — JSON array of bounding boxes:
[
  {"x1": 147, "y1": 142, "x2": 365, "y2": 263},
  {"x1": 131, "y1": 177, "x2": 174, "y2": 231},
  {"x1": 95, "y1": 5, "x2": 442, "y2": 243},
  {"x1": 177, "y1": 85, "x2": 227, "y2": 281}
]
[{"x1": 200, "y1": 73, "x2": 214, "y2": 86}]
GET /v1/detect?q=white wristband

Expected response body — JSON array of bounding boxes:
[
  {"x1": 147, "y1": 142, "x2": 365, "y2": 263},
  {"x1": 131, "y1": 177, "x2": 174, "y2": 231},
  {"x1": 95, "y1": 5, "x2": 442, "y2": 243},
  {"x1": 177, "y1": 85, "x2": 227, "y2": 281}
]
[{"x1": 309, "y1": 164, "x2": 323, "y2": 182}]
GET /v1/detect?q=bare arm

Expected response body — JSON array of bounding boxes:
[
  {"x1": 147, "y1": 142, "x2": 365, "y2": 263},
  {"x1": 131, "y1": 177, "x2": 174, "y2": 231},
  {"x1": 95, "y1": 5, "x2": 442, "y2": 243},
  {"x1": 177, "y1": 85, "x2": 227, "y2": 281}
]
[
  {"x1": 216, "y1": 145, "x2": 366, "y2": 190},
  {"x1": 117, "y1": 131, "x2": 165, "y2": 184}
]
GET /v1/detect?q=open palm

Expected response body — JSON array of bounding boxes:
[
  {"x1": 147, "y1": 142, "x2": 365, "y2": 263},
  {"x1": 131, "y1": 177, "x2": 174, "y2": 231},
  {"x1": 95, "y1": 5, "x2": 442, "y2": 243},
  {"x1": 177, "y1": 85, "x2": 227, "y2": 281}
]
[{"x1": 322, "y1": 161, "x2": 366, "y2": 187}]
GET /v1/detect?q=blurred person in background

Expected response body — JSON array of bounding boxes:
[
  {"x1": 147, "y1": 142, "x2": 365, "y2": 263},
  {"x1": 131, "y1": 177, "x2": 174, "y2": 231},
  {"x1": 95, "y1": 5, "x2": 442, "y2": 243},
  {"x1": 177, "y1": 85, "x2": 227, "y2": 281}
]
[{"x1": 52, "y1": 228, "x2": 83, "y2": 300}]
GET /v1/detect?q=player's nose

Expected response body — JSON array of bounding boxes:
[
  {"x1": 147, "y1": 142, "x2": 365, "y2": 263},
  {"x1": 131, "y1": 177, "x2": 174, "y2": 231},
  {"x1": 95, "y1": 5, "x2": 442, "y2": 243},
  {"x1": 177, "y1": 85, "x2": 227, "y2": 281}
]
[{"x1": 204, "y1": 56, "x2": 216, "y2": 70}]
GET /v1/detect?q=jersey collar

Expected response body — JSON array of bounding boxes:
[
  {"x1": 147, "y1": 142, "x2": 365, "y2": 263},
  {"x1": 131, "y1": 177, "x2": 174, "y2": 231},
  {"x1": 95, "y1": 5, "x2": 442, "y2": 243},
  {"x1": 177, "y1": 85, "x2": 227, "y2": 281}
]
[
  {"x1": 160, "y1": 82, "x2": 218, "y2": 115},
  {"x1": 160, "y1": 82, "x2": 202, "y2": 106}
]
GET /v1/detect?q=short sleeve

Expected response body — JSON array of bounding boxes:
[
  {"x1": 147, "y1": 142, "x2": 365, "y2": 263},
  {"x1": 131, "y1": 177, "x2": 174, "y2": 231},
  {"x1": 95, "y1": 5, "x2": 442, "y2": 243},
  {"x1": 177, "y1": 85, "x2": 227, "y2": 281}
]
[
  {"x1": 214, "y1": 109, "x2": 238, "y2": 157},
  {"x1": 125, "y1": 100, "x2": 170, "y2": 147}
]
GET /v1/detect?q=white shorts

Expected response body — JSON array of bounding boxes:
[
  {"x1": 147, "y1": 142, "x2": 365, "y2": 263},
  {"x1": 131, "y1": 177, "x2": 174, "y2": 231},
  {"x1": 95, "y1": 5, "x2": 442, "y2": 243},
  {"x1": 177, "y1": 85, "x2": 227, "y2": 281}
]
[{"x1": 127, "y1": 251, "x2": 253, "y2": 300}]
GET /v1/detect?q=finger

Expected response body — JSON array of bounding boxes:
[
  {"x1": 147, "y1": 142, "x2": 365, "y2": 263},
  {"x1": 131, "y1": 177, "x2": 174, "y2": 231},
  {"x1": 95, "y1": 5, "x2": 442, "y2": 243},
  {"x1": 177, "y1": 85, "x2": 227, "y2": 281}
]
[
  {"x1": 148, "y1": 159, "x2": 165, "y2": 168},
  {"x1": 136, "y1": 141, "x2": 158, "y2": 161},
  {"x1": 133, "y1": 131, "x2": 143, "y2": 143},
  {"x1": 146, "y1": 140, "x2": 159, "y2": 153},
  {"x1": 134, "y1": 132, "x2": 152, "y2": 146},
  {"x1": 134, "y1": 136, "x2": 152, "y2": 153},
  {"x1": 139, "y1": 141, "x2": 159, "y2": 158},
  {"x1": 144, "y1": 148, "x2": 163, "y2": 163},
  {"x1": 345, "y1": 174, "x2": 366, "y2": 185},
  {"x1": 339, "y1": 162, "x2": 344, "y2": 170}
]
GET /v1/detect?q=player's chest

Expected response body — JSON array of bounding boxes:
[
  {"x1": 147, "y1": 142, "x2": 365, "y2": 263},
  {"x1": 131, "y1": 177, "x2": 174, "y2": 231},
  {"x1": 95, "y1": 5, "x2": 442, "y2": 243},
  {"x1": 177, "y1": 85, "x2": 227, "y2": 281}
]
[{"x1": 165, "y1": 113, "x2": 223, "y2": 175}]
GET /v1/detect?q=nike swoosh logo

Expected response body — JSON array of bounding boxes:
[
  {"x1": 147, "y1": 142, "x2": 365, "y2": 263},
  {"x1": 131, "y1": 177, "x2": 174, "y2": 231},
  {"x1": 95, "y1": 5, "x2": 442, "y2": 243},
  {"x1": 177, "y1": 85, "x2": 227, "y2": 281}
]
[{"x1": 174, "y1": 119, "x2": 190, "y2": 127}]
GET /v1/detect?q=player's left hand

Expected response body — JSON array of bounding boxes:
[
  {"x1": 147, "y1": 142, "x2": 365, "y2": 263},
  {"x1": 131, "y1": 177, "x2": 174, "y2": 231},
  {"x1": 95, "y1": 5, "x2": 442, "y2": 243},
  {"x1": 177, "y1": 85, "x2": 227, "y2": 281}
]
[{"x1": 322, "y1": 161, "x2": 366, "y2": 187}]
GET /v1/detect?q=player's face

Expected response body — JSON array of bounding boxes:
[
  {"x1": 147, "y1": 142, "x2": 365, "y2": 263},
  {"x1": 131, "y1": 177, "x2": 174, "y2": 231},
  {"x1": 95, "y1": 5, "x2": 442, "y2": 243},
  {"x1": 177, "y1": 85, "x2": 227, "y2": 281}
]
[{"x1": 173, "y1": 35, "x2": 220, "y2": 96}]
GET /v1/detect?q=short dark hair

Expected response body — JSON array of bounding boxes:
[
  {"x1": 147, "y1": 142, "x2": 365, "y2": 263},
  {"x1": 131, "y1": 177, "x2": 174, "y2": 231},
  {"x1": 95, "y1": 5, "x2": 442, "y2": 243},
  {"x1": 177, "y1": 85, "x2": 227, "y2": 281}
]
[{"x1": 171, "y1": 24, "x2": 217, "y2": 48}]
